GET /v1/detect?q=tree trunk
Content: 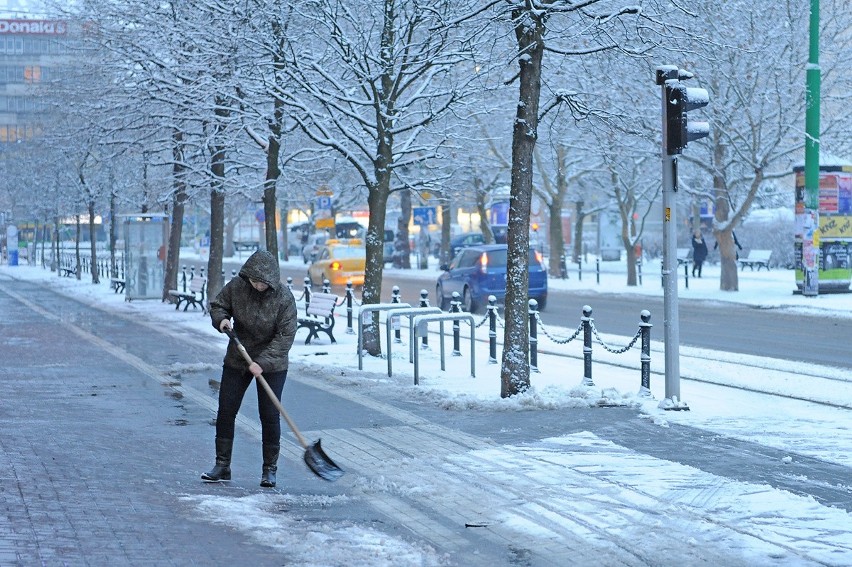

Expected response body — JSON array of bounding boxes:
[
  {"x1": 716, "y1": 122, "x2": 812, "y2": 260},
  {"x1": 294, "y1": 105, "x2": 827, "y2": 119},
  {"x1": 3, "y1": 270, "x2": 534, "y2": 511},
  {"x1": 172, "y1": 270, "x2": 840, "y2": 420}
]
[
  {"x1": 207, "y1": 110, "x2": 228, "y2": 300},
  {"x1": 573, "y1": 201, "x2": 584, "y2": 263},
  {"x1": 163, "y1": 130, "x2": 187, "y2": 302},
  {"x1": 263, "y1": 97, "x2": 283, "y2": 259},
  {"x1": 88, "y1": 200, "x2": 99, "y2": 284},
  {"x1": 208, "y1": 186, "x2": 226, "y2": 299},
  {"x1": 439, "y1": 195, "x2": 452, "y2": 266},
  {"x1": 75, "y1": 214, "x2": 81, "y2": 280},
  {"x1": 474, "y1": 179, "x2": 494, "y2": 243},
  {"x1": 547, "y1": 146, "x2": 568, "y2": 276},
  {"x1": 361, "y1": 0, "x2": 398, "y2": 355},
  {"x1": 394, "y1": 189, "x2": 411, "y2": 270},
  {"x1": 109, "y1": 190, "x2": 117, "y2": 278},
  {"x1": 501, "y1": 7, "x2": 544, "y2": 398}
]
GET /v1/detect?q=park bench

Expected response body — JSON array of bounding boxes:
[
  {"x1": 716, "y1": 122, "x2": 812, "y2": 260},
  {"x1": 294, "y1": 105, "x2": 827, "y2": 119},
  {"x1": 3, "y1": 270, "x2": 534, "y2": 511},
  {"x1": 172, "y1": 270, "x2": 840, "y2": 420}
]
[
  {"x1": 167, "y1": 277, "x2": 207, "y2": 313},
  {"x1": 233, "y1": 241, "x2": 259, "y2": 252},
  {"x1": 59, "y1": 266, "x2": 76, "y2": 277},
  {"x1": 110, "y1": 278, "x2": 125, "y2": 293},
  {"x1": 676, "y1": 248, "x2": 692, "y2": 267},
  {"x1": 738, "y1": 249, "x2": 772, "y2": 271},
  {"x1": 296, "y1": 292, "x2": 339, "y2": 345}
]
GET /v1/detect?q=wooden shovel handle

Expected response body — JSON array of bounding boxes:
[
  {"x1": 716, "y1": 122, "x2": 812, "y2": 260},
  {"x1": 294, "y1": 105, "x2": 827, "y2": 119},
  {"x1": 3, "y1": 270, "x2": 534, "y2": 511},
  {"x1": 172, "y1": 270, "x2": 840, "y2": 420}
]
[{"x1": 224, "y1": 328, "x2": 309, "y2": 449}]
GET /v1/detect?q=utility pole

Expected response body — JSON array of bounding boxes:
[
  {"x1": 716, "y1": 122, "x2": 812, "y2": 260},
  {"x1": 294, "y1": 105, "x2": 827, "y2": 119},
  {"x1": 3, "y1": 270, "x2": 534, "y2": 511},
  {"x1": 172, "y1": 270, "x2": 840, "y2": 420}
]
[
  {"x1": 802, "y1": 0, "x2": 821, "y2": 296},
  {"x1": 655, "y1": 65, "x2": 710, "y2": 410}
]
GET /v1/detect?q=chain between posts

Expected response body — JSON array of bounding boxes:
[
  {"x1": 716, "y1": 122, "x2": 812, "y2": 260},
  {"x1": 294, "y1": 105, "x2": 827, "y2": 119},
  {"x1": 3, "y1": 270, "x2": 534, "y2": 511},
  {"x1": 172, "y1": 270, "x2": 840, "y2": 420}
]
[{"x1": 527, "y1": 302, "x2": 653, "y2": 395}]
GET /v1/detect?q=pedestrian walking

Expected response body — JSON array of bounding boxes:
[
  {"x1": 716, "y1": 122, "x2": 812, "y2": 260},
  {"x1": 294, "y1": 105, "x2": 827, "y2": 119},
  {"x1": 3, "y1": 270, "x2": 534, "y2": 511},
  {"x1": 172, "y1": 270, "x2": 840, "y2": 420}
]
[
  {"x1": 714, "y1": 230, "x2": 744, "y2": 260},
  {"x1": 691, "y1": 230, "x2": 708, "y2": 277},
  {"x1": 202, "y1": 250, "x2": 297, "y2": 488}
]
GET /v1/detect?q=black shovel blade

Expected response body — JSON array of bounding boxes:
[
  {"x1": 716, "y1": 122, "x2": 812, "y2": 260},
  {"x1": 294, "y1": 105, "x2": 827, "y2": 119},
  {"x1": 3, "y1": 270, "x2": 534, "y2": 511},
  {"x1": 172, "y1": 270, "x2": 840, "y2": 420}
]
[{"x1": 303, "y1": 439, "x2": 344, "y2": 482}]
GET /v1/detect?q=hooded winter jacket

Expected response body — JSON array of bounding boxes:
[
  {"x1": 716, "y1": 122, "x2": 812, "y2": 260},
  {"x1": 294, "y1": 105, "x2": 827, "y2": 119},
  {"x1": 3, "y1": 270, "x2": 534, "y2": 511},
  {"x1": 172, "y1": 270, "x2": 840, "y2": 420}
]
[{"x1": 209, "y1": 250, "x2": 297, "y2": 372}]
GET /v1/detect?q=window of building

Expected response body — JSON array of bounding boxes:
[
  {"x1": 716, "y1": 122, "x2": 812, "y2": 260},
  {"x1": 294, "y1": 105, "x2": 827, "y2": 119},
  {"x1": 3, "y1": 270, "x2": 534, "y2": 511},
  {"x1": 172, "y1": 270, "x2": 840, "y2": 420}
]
[{"x1": 24, "y1": 65, "x2": 41, "y2": 83}]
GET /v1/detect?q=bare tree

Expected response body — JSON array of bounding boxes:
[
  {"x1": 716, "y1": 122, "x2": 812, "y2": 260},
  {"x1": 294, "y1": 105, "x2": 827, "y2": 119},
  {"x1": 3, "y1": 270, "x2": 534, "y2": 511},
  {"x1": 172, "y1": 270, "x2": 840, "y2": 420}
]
[
  {"x1": 277, "y1": 0, "x2": 487, "y2": 354},
  {"x1": 497, "y1": 1, "x2": 674, "y2": 397},
  {"x1": 675, "y1": 0, "x2": 852, "y2": 290}
]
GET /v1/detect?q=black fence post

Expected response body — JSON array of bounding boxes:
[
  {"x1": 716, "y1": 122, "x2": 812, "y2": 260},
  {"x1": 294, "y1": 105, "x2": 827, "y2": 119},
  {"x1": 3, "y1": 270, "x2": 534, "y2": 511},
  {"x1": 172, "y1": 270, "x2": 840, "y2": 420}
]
[
  {"x1": 180, "y1": 266, "x2": 187, "y2": 292},
  {"x1": 529, "y1": 299, "x2": 540, "y2": 373},
  {"x1": 391, "y1": 285, "x2": 402, "y2": 342},
  {"x1": 578, "y1": 258, "x2": 583, "y2": 281},
  {"x1": 559, "y1": 253, "x2": 568, "y2": 280},
  {"x1": 637, "y1": 258, "x2": 643, "y2": 286},
  {"x1": 345, "y1": 281, "x2": 354, "y2": 334},
  {"x1": 639, "y1": 310, "x2": 653, "y2": 397},
  {"x1": 419, "y1": 289, "x2": 429, "y2": 349},
  {"x1": 596, "y1": 257, "x2": 600, "y2": 285},
  {"x1": 303, "y1": 277, "x2": 312, "y2": 313},
  {"x1": 286, "y1": 276, "x2": 293, "y2": 292},
  {"x1": 582, "y1": 305, "x2": 594, "y2": 386},
  {"x1": 487, "y1": 295, "x2": 498, "y2": 364},
  {"x1": 450, "y1": 293, "x2": 462, "y2": 356},
  {"x1": 684, "y1": 262, "x2": 689, "y2": 289},
  {"x1": 322, "y1": 279, "x2": 331, "y2": 294}
]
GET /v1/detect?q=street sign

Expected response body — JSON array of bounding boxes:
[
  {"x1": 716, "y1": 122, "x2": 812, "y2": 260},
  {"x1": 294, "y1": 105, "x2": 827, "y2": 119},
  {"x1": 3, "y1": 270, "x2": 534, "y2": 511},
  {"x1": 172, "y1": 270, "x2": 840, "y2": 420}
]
[
  {"x1": 315, "y1": 193, "x2": 334, "y2": 229},
  {"x1": 413, "y1": 207, "x2": 437, "y2": 226}
]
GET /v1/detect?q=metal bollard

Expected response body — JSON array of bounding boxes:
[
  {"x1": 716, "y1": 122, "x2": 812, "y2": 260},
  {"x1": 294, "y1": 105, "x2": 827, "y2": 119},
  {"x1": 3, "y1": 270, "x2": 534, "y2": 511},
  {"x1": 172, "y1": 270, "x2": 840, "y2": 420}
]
[
  {"x1": 529, "y1": 299, "x2": 540, "y2": 373},
  {"x1": 419, "y1": 289, "x2": 430, "y2": 349},
  {"x1": 391, "y1": 285, "x2": 402, "y2": 342},
  {"x1": 180, "y1": 266, "x2": 187, "y2": 292},
  {"x1": 450, "y1": 292, "x2": 462, "y2": 356},
  {"x1": 637, "y1": 259, "x2": 643, "y2": 286},
  {"x1": 303, "y1": 277, "x2": 312, "y2": 312},
  {"x1": 286, "y1": 276, "x2": 293, "y2": 292},
  {"x1": 684, "y1": 262, "x2": 689, "y2": 289},
  {"x1": 577, "y1": 258, "x2": 582, "y2": 281},
  {"x1": 560, "y1": 253, "x2": 568, "y2": 280},
  {"x1": 345, "y1": 281, "x2": 355, "y2": 334},
  {"x1": 596, "y1": 258, "x2": 600, "y2": 285},
  {"x1": 638, "y1": 310, "x2": 653, "y2": 397},
  {"x1": 199, "y1": 267, "x2": 205, "y2": 278},
  {"x1": 487, "y1": 296, "x2": 498, "y2": 364},
  {"x1": 582, "y1": 305, "x2": 594, "y2": 386},
  {"x1": 322, "y1": 279, "x2": 331, "y2": 294}
]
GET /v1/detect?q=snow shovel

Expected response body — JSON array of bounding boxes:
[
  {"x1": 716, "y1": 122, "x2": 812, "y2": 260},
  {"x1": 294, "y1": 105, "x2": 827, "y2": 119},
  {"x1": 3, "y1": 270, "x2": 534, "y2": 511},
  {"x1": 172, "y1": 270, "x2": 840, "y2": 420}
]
[{"x1": 223, "y1": 328, "x2": 344, "y2": 482}]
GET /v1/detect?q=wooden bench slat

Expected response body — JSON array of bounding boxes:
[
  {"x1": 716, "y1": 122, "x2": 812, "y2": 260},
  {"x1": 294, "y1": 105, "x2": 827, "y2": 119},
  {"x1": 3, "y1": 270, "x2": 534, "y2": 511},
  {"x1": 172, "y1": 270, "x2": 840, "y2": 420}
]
[
  {"x1": 297, "y1": 293, "x2": 340, "y2": 345},
  {"x1": 168, "y1": 278, "x2": 207, "y2": 313}
]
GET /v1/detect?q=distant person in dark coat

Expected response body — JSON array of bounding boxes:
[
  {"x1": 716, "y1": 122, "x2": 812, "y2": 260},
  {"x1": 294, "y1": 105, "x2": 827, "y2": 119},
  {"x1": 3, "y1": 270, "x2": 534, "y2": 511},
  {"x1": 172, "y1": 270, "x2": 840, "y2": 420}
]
[
  {"x1": 714, "y1": 230, "x2": 743, "y2": 260},
  {"x1": 202, "y1": 250, "x2": 297, "y2": 488},
  {"x1": 691, "y1": 230, "x2": 708, "y2": 277}
]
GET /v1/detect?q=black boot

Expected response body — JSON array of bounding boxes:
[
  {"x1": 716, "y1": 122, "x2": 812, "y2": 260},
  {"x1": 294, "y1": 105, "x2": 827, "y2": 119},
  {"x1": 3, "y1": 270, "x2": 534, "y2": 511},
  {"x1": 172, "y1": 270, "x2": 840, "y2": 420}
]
[
  {"x1": 260, "y1": 444, "x2": 279, "y2": 488},
  {"x1": 201, "y1": 438, "x2": 233, "y2": 482}
]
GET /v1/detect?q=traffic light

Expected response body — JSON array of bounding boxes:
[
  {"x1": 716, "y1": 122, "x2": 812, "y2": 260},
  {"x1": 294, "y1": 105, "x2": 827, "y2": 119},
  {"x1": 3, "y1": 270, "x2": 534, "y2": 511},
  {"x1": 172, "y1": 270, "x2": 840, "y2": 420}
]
[{"x1": 665, "y1": 83, "x2": 710, "y2": 154}]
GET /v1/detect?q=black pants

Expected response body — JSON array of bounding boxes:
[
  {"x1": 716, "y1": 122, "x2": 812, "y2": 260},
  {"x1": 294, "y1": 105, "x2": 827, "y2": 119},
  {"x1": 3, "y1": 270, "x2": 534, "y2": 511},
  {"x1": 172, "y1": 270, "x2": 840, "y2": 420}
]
[
  {"x1": 215, "y1": 365, "x2": 287, "y2": 446},
  {"x1": 692, "y1": 261, "x2": 703, "y2": 277}
]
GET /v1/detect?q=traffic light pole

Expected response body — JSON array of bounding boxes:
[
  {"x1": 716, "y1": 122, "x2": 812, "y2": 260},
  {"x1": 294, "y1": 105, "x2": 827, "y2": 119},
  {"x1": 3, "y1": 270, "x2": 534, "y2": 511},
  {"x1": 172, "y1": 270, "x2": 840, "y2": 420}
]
[
  {"x1": 655, "y1": 64, "x2": 710, "y2": 411},
  {"x1": 660, "y1": 84, "x2": 683, "y2": 409}
]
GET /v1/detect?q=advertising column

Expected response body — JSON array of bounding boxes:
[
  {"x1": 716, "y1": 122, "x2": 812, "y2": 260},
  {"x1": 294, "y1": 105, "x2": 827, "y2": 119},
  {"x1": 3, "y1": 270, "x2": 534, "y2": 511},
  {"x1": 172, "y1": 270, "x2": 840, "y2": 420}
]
[{"x1": 794, "y1": 164, "x2": 852, "y2": 293}]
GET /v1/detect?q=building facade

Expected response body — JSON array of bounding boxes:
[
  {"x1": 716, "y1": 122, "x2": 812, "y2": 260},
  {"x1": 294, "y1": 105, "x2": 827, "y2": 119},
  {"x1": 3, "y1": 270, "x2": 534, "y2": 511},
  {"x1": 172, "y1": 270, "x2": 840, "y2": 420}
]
[{"x1": 0, "y1": 18, "x2": 67, "y2": 143}]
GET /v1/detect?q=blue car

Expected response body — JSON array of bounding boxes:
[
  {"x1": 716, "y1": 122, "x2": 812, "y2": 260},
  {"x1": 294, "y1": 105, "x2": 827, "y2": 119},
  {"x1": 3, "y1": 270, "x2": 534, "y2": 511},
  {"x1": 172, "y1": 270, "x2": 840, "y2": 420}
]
[{"x1": 435, "y1": 244, "x2": 548, "y2": 313}]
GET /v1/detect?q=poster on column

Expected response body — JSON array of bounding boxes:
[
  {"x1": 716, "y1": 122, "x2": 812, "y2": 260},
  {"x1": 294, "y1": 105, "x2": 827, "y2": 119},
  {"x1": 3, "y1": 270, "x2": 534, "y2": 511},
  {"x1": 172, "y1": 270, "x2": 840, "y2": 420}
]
[{"x1": 794, "y1": 164, "x2": 852, "y2": 292}]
